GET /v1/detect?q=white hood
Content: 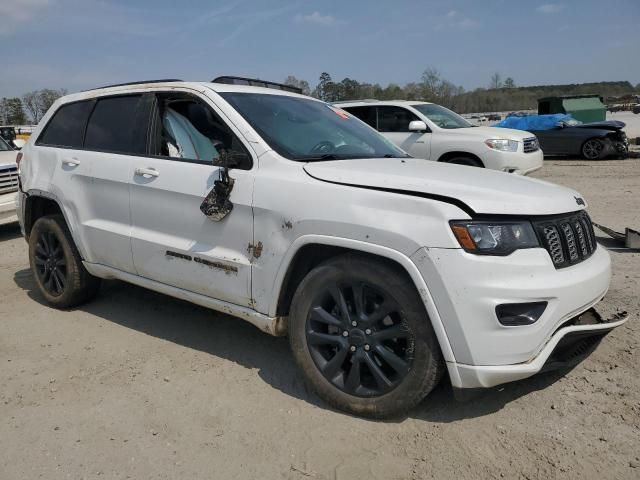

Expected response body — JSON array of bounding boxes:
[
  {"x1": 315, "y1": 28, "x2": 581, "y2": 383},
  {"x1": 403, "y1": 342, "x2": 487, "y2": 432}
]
[{"x1": 304, "y1": 158, "x2": 585, "y2": 216}]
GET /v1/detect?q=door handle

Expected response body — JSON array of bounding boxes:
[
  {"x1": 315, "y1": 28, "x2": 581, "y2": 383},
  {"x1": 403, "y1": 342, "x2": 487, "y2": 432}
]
[
  {"x1": 63, "y1": 158, "x2": 80, "y2": 166},
  {"x1": 134, "y1": 167, "x2": 160, "y2": 178}
]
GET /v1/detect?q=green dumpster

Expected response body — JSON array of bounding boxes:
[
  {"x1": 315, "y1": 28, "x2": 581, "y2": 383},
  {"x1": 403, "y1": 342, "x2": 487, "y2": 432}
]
[{"x1": 537, "y1": 95, "x2": 606, "y2": 123}]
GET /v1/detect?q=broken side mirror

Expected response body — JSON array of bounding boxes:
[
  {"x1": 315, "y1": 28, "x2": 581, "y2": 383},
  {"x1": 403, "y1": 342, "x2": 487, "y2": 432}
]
[
  {"x1": 211, "y1": 142, "x2": 249, "y2": 169},
  {"x1": 200, "y1": 143, "x2": 248, "y2": 222}
]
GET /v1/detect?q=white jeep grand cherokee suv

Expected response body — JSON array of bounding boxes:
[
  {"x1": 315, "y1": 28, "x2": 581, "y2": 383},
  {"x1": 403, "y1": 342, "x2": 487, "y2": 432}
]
[
  {"x1": 16, "y1": 78, "x2": 627, "y2": 418},
  {"x1": 0, "y1": 136, "x2": 19, "y2": 225},
  {"x1": 337, "y1": 100, "x2": 543, "y2": 174}
]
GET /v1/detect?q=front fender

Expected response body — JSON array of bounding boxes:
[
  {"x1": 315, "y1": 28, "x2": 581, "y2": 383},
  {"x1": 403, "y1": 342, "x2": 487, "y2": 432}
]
[{"x1": 266, "y1": 234, "x2": 457, "y2": 366}]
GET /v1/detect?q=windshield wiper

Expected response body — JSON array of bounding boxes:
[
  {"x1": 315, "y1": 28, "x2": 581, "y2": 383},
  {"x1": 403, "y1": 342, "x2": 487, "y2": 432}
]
[{"x1": 301, "y1": 154, "x2": 342, "y2": 162}]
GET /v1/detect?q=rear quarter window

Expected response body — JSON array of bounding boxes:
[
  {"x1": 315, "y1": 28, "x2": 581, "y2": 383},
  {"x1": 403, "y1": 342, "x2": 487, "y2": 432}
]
[{"x1": 37, "y1": 101, "x2": 93, "y2": 148}]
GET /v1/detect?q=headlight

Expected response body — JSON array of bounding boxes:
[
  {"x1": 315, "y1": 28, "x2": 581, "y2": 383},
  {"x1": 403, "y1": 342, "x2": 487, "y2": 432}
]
[
  {"x1": 450, "y1": 221, "x2": 539, "y2": 255},
  {"x1": 485, "y1": 138, "x2": 519, "y2": 152}
]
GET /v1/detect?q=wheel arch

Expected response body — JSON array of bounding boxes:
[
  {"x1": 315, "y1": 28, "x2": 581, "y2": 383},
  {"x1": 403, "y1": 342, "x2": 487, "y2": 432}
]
[
  {"x1": 437, "y1": 151, "x2": 484, "y2": 166},
  {"x1": 271, "y1": 235, "x2": 456, "y2": 365},
  {"x1": 23, "y1": 191, "x2": 64, "y2": 239},
  {"x1": 23, "y1": 191, "x2": 87, "y2": 260}
]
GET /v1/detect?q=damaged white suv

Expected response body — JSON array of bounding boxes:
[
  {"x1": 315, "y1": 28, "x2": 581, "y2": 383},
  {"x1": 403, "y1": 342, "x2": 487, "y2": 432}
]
[{"x1": 17, "y1": 77, "x2": 628, "y2": 418}]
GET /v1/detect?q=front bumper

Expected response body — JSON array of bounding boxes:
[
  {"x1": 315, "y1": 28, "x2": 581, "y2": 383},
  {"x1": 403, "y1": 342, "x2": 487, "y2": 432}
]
[
  {"x1": 451, "y1": 309, "x2": 628, "y2": 388},
  {"x1": 410, "y1": 243, "x2": 627, "y2": 388},
  {"x1": 412, "y1": 245, "x2": 613, "y2": 365},
  {"x1": 0, "y1": 192, "x2": 18, "y2": 226},
  {"x1": 482, "y1": 148, "x2": 543, "y2": 175}
]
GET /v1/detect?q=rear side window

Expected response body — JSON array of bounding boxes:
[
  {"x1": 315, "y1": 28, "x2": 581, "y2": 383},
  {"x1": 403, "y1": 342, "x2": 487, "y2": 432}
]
[
  {"x1": 344, "y1": 106, "x2": 377, "y2": 129},
  {"x1": 38, "y1": 101, "x2": 93, "y2": 148},
  {"x1": 377, "y1": 106, "x2": 419, "y2": 132},
  {"x1": 85, "y1": 95, "x2": 144, "y2": 154}
]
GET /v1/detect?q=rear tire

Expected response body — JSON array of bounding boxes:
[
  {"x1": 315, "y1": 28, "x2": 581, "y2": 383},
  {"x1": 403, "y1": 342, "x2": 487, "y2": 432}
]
[
  {"x1": 28, "y1": 215, "x2": 100, "y2": 308},
  {"x1": 443, "y1": 156, "x2": 483, "y2": 168},
  {"x1": 288, "y1": 254, "x2": 444, "y2": 418}
]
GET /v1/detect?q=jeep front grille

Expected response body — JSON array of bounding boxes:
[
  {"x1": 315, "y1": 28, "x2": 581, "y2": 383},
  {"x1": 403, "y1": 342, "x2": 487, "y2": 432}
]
[
  {"x1": 534, "y1": 211, "x2": 597, "y2": 268},
  {"x1": 523, "y1": 137, "x2": 540, "y2": 153},
  {"x1": 0, "y1": 166, "x2": 18, "y2": 194}
]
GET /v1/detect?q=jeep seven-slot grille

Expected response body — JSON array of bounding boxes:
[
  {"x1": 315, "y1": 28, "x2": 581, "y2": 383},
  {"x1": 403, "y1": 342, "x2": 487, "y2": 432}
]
[
  {"x1": 534, "y1": 211, "x2": 597, "y2": 268},
  {"x1": 523, "y1": 137, "x2": 540, "y2": 153},
  {"x1": 0, "y1": 166, "x2": 19, "y2": 195}
]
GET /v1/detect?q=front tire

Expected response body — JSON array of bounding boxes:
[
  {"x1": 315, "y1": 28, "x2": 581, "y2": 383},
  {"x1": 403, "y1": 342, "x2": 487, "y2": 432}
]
[
  {"x1": 288, "y1": 254, "x2": 443, "y2": 418},
  {"x1": 28, "y1": 215, "x2": 100, "y2": 308},
  {"x1": 581, "y1": 138, "x2": 605, "y2": 160}
]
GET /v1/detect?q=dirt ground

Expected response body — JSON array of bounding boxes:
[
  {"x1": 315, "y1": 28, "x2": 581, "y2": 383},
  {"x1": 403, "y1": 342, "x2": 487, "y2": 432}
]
[{"x1": 1, "y1": 159, "x2": 638, "y2": 480}]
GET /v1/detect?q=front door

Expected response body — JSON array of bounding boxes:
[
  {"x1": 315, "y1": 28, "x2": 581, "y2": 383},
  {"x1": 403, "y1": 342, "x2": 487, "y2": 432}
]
[
  {"x1": 376, "y1": 106, "x2": 431, "y2": 159},
  {"x1": 129, "y1": 90, "x2": 255, "y2": 307}
]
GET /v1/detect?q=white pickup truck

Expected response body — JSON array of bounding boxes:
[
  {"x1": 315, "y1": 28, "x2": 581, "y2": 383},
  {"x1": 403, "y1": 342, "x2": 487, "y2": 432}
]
[
  {"x1": 338, "y1": 100, "x2": 543, "y2": 174},
  {"x1": 0, "y1": 136, "x2": 18, "y2": 225}
]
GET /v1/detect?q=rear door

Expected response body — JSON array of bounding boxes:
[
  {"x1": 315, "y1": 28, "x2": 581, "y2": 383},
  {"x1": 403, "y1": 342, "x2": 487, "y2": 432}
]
[
  {"x1": 128, "y1": 90, "x2": 255, "y2": 307},
  {"x1": 37, "y1": 96, "x2": 146, "y2": 272}
]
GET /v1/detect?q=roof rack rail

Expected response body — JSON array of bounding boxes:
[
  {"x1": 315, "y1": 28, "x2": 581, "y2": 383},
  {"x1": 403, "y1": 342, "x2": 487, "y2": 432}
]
[
  {"x1": 332, "y1": 99, "x2": 380, "y2": 104},
  {"x1": 212, "y1": 76, "x2": 302, "y2": 94},
  {"x1": 82, "y1": 79, "x2": 183, "y2": 92}
]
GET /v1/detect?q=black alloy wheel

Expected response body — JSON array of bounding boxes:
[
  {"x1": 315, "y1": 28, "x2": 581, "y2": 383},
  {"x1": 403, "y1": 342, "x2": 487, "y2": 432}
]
[
  {"x1": 306, "y1": 281, "x2": 414, "y2": 397},
  {"x1": 28, "y1": 214, "x2": 101, "y2": 308},
  {"x1": 288, "y1": 254, "x2": 444, "y2": 418},
  {"x1": 33, "y1": 230, "x2": 67, "y2": 296}
]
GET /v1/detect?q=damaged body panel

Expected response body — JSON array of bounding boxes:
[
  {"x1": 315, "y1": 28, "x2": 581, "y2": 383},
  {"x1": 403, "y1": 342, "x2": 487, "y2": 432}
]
[
  {"x1": 129, "y1": 157, "x2": 254, "y2": 306},
  {"x1": 532, "y1": 120, "x2": 628, "y2": 159}
]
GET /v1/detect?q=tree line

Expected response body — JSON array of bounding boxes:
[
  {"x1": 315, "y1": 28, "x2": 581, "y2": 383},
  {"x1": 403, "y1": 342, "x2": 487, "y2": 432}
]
[
  {"x1": 2, "y1": 72, "x2": 639, "y2": 126},
  {"x1": 0, "y1": 89, "x2": 67, "y2": 125},
  {"x1": 285, "y1": 70, "x2": 640, "y2": 113}
]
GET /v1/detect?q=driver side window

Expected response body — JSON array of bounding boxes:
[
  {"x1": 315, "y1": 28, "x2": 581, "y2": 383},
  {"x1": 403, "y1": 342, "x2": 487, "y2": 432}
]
[
  {"x1": 151, "y1": 93, "x2": 252, "y2": 169},
  {"x1": 377, "y1": 106, "x2": 419, "y2": 133}
]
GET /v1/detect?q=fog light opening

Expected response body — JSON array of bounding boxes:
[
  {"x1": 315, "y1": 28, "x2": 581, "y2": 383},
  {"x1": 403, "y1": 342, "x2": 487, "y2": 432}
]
[{"x1": 496, "y1": 301, "x2": 547, "y2": 326}]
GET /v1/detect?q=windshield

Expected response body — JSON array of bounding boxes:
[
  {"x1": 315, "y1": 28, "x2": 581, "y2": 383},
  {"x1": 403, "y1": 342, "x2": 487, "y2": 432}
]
[
  {"x1": 560, "y1": 118, "x2": 582, "y2": 127},
  {"x1": 0, "y1": 137, "x2": 12, "y2": 151},
  {"x1": 412, "y1": 104, "x2": 472, "y2": 129},
  {"x1": 219, "y1": 92, "x2": 408, "y2": 161}
]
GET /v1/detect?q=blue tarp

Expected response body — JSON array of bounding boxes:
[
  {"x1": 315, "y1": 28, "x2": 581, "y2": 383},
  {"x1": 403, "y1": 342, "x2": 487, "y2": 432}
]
[{"x1": 494, "y1": 114, "x2": 574, "y2": 131}]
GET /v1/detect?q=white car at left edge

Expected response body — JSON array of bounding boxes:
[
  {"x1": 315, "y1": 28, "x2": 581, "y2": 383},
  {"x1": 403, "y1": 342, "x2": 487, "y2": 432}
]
[{"x1": 0, "y1": 136, "x2": 19, "y2": 226}]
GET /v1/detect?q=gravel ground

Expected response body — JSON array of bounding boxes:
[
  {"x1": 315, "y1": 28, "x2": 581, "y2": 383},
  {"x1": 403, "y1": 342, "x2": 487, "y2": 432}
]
[{"x1": 1, "y1": 159, "x2": 638, "y2": 480}]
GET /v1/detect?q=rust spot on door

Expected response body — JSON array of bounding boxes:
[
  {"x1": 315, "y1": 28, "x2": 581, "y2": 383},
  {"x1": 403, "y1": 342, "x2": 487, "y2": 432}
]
[{"x1": 247, "y1": 241, "x2": 263, "y2": 259}]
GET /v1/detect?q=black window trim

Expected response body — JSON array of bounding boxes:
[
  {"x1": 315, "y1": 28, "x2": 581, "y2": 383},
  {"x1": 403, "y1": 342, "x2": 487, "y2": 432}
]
[
  {"x1": 34, "y1": 90, "x2": 255, "y2": 170},
  {"x1": 36, "y1": 93, "x2": 145, "y2": 153}
]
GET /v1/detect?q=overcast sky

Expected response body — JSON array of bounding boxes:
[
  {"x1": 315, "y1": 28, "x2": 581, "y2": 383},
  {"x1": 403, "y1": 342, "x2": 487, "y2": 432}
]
[{"x1": 1, "y1": 0, "x2": 639, "y2": 97}]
